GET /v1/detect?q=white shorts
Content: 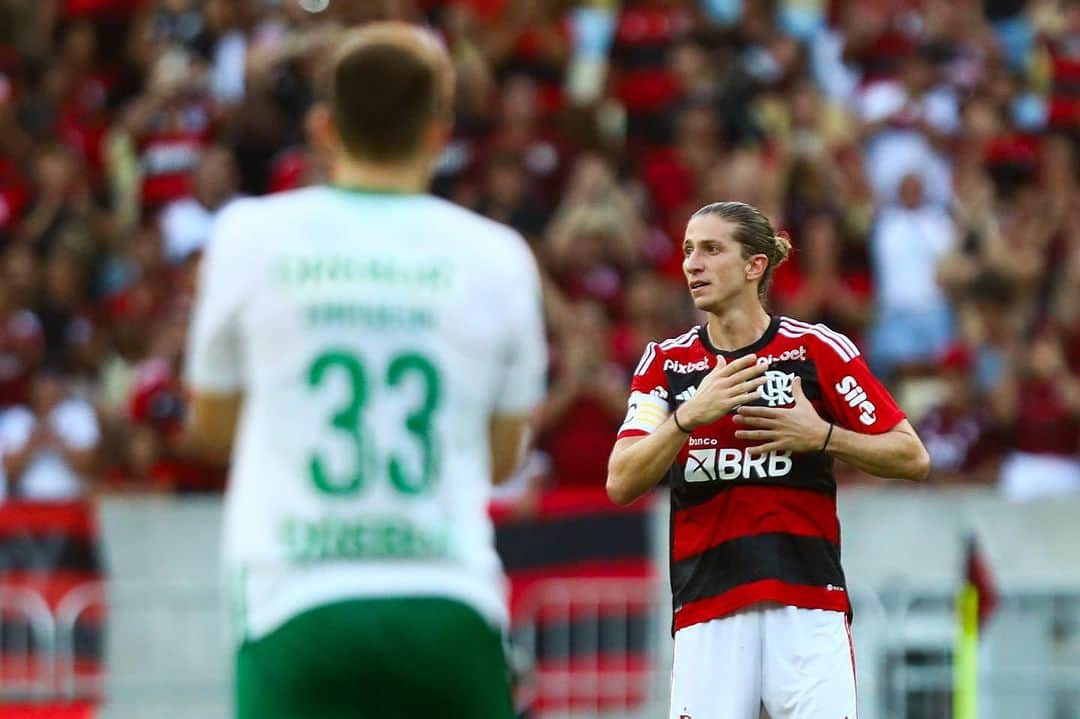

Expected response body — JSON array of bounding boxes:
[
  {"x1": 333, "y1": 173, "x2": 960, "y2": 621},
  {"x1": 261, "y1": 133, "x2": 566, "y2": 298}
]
[{"x1": 669, "y1": 604, "x2": 857, "y2": 719}]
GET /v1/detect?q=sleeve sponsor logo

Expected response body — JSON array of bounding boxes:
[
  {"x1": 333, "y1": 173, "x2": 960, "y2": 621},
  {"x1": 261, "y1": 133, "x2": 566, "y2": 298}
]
[{"x1": 835, "y1": 375, "x2": 877, "y2": 426}]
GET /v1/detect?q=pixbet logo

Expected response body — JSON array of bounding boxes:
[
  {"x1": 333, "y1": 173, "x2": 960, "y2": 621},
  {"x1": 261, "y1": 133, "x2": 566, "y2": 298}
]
[
  {"x1": 835, "y1": 375, "x2": 877, "y2": 426},
  {"x1": 755, "y1": 345, "x2": 807, "y2": 365},
  {"x1": 664, "y1": 358, "x2": 710, "y2": 374}
]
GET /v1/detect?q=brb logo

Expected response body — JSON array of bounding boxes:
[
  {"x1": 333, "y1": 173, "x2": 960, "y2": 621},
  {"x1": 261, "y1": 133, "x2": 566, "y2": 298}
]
[
  {"x1": 760, "y1": 370, "x2": 795, "y2": 407},
  {"x1": 685, "y1": 444, "x2": 793, "y2": 482}
]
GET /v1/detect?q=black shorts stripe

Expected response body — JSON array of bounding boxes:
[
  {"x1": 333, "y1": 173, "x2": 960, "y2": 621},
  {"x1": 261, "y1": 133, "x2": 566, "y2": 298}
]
[
  {"x1": 0, "y1": 619, "x2": 103, "y2": 658},
  {"x1": 496, "y1": 512, "x2": 650, "y2": 573},
  {"x1": 512, "y1": 611, "x2": 652, "y2": 662},
  {"x1": 671, "y1": 532, "x2": 844, "y2": 609},
  {"x1": 0, "y1": 535, "x2": 103, "y2": 573}
]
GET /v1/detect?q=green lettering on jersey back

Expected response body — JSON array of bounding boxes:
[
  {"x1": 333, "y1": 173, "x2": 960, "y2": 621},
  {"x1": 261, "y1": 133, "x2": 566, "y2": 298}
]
[{"x1": 306, "y1": 350, "x2": 441, "y2": 497}]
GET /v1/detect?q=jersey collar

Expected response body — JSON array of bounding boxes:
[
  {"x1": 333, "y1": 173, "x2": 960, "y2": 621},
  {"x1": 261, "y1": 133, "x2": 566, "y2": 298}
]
[
  {"x1": 698, "y1": 315, "x2": 781, "y2": 358},
  {"x1": 327, "y1": 183, "x2": 423, "y2": 197}
]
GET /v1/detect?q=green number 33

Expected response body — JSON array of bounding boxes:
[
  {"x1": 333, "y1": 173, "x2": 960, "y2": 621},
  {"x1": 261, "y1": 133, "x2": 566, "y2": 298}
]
[{"x1": 306, "y1": 350, "x2": 441, "y2": 497}]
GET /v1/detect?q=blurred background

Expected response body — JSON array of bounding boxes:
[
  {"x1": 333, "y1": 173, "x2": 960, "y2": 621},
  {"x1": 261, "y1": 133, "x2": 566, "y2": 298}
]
[{"x1": 0, "y1": 0, "x2": 1078, "y2": 717}]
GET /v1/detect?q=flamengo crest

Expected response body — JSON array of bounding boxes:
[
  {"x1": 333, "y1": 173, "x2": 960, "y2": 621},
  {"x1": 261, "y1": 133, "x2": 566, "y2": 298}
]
[{"x1": 760, "y1": 370, "x2": 796, "y2": 407}]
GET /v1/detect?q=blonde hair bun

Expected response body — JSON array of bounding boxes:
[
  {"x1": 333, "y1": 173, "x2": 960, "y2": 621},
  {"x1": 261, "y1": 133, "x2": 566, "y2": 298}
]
[{"x1": 773, "y1": 233, "x2": 792, "y2": 264}]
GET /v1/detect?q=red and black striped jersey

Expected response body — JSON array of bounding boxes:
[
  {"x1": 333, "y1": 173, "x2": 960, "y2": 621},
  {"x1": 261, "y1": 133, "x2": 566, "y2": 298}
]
[{"x1": 617, "y1": 315, "x2": 905, "y2": 633}]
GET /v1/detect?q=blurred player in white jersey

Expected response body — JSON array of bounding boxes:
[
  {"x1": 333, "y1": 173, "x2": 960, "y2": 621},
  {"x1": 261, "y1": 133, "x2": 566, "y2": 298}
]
[
  {"x1": 185, "y1": 23, "x2": 545, "y2": 719},
  {"x1": 607, "y1": 202, "x2": 931, "y2": 719}
]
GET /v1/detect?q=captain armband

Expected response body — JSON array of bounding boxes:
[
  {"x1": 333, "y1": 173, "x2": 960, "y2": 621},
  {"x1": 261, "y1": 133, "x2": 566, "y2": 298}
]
[{"x1": 619, "y1": 390, "x2": 671, "y2": 435}]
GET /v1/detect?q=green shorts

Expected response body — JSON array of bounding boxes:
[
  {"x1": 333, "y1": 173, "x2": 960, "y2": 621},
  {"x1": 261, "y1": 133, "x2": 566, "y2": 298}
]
[{"x1": 235, "y1": 596, "x2": 514, "y2": 719}]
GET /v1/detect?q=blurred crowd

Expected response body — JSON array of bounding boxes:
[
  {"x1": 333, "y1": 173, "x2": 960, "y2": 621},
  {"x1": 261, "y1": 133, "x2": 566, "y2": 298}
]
[{"x1": 0, "y1": 0, "x2": 1078, "y2": 504}]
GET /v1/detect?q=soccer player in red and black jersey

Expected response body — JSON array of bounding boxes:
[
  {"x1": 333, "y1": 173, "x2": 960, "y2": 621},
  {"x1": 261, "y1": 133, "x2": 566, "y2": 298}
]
[{"x1": 606, "y1": 201, "x2": 931, "y2": 719}]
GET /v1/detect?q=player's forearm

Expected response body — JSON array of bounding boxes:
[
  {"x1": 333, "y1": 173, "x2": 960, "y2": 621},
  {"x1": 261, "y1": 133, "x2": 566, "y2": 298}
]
[
  {"x1": 490, "y1": 414, "x2": 532, "y2": 486},
  {"x1": 189, "y1": 393, "x2": 242, "y2": 461},
  {"x1": 606, "y1": 419, "x2": 687, "y2": 505},
  {"x1": 825, "y1": 425, "x2": 930, "y2": 481}
]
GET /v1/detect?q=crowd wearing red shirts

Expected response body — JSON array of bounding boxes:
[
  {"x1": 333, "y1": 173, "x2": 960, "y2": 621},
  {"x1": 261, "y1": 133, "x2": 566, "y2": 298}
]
[{"x1": 0, "y1": 0, "x2": 1077, "y2": 502}]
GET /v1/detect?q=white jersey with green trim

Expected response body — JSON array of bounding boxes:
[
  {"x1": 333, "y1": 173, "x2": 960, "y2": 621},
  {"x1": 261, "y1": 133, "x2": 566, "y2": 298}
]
[{"x1": 185, "y1": 186, "x2": 546, "y2": 641}]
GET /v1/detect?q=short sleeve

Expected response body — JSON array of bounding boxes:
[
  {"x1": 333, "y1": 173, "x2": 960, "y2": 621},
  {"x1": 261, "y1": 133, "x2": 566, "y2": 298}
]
[
  {"x1": 816, "y1": 350, "x2": 905, "y2": 434},
  {"x1": 492, "y1": 238, "x2": 547, "y2": 415},
  {"x1": 617, "y1": 342, "x2": 672, "y2": 439},
  {"x1": 184, "y1": 201, "x2": 252, "y2": 394}
]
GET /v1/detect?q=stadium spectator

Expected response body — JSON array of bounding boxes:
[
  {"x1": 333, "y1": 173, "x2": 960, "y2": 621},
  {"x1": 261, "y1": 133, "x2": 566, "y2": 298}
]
[
  {"x1": 856, "y1": 48, "x2": 959, "y2": 208},
  {"x1": 610, "y1": 272, "x2": 689, "y2": 372},
  {"x1": 158, "y1": 144, "x2": 240, "y2": 263},
  {"x1": 1037, "y1": 0, "x2": 1080, "y2": 130},
  {"x1": 957, "y1": 270, "x2": 1022, "y2": 394},
  {"x1": 477, "y1": 0, "x2": 572, "y2": 113},
  {"x1": 917, "y1": 343, "x2": 1004, "y2": 484},
  {"x1": 771, "y1": 211, "x2": 872, "y2": 344},
  {"x1": 94, "y1": 222, "x2": 175, "y2": 441},
  {"x1": 0, "y1": 277, "x2": 44, "y2": 408},
  {"x1": 996, "y1": 325, "x2": 1080, "y2": 501},
  {"x1": 546, "y1": 195, "x2": 642, "y2": 317},
  {"x1": 127, "y1": 0, "x2": 208, "y2": 69},
  {"x1": 481, "y1": 73, "x2": 570, "y2": 208},
  {"x1": 538, "y1": 300, "x2": 626, "y2": 489},
  {"x1": 198, "y1": 0, "x2": 250, "y2": 108},
  {"x1": 36, "y1": 247, "x2": 98, "y2": 370},
  {"x1": 641, "y1": 101, "x2": 722, "y2": 234},
  {"x1": 473, "y1": 150, "x2": 551, "y2": 242},
  {"x1": 123, "y1": 310, "x2": 221, "y2": 492},
  {"x1": 118, "y1": 48, "x2": 217, "y2": 211},
  {"x1": 2, "y1": 243, "x2": 41, "y2": 311},
  {"x1": 18, "y1": 144, "x2": 106, "y2": 258},
  {"x1": 545, "y1": 152, "x2": 644, "y2": 279},
  {"x1": 0, "y1": 364, "x2": 100, "y2": 501},
  {"x1": 867, "y1": 172, "x2": 956, "y2": 381}
]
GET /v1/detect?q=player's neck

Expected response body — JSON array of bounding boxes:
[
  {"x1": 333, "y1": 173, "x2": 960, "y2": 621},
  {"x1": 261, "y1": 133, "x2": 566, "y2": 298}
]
[
  {"x1": 331, "y1": 156, "x2": 430, "y2": 195},
  {"x1": 704, "y1": 303, "x2": 771, "y2": 352}
]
